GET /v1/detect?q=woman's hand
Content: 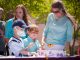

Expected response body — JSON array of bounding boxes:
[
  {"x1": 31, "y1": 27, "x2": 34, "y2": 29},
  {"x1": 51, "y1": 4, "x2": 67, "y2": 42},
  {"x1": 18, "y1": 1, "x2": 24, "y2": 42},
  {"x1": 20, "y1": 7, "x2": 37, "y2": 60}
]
[{"x1": 41, "y1": 36, "x2": 46, "y2": 50}]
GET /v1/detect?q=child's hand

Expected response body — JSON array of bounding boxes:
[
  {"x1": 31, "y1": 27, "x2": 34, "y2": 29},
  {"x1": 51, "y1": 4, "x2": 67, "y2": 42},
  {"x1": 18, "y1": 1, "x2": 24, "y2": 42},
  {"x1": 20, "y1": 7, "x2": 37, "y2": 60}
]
[{"x1": 20, "y1": 50, "x2": 28, "y2": 55}]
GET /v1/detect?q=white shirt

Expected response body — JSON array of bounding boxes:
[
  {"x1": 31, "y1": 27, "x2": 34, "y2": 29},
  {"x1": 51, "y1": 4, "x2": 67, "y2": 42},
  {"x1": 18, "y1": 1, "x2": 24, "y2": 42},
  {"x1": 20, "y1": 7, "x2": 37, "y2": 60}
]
[{"x1": 8, "y1": 37, "x2": 24, "y2": 57}]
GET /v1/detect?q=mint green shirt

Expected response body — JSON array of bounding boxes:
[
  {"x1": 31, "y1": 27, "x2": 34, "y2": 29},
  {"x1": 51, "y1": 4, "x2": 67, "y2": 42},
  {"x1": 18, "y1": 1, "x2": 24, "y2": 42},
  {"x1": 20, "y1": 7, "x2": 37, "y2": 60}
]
[
  {"x1": 23, "y1": 36, "x2": 41, "y2": 52},
  {"x1": 43, "y1": 13, "x2": 73, "y2": 45}
]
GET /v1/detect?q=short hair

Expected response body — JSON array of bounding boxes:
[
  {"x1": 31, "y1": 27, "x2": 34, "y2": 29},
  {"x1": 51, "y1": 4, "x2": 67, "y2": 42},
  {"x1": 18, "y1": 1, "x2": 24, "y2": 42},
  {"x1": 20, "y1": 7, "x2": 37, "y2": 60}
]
[{"x1": 28, "y1": 24, "x2": 39, "y2": 34}]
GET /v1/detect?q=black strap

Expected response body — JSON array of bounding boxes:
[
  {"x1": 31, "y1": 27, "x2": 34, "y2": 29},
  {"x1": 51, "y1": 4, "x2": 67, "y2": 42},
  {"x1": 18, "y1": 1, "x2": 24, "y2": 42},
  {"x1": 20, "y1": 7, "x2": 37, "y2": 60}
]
[
  {"x1": 11, "y1": 52, "x2": 14, "y2": 55},
  {"x1": 11, "y1": 40, "x2": 17, "y2": 42}
]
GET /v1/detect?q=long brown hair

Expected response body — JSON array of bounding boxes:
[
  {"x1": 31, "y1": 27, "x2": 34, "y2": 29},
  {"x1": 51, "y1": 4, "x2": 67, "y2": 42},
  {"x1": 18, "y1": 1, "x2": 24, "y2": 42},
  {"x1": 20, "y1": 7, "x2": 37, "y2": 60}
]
[
  {"x1": 51, "y1": 1, "x2": 77, "y2": 30},
  {"x1": 14, "y1": 4, "x2": 28, "y2": 26}
]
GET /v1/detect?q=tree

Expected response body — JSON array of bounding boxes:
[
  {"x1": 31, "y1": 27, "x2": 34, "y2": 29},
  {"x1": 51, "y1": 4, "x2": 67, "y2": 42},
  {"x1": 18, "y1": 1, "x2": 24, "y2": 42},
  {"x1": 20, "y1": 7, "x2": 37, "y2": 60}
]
[{"x1": 0, "y1": 0, "x2": 52, "y2": 23}]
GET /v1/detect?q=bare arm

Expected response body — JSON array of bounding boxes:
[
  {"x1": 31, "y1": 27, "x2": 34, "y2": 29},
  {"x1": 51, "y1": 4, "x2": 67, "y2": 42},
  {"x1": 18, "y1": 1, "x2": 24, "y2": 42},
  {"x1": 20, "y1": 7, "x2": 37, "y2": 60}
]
[
  {"x1": 20, "y1": 50, "x2": 28, "y2": 55},
  {"x1": 42, "y1": 36, "x2": 46, "y2": 46},
  {"x1": 4, "y1": 38, "x2": 9, "y2": 44}
]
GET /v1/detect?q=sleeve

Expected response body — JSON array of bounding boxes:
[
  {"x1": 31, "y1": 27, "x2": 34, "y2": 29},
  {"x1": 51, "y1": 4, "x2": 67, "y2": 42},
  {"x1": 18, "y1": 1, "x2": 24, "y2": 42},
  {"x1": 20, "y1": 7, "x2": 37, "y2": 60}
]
[
  {"x1": 9, "y1": 42, "x2": 22, "y2": 56},
  {"x1": 66, "y1": 20, "x2": 74, "y2": 42},
  {"x1": 36, "y1": 40, "x2": 41, "y2": 49},
  {"x1": 43, "y1": 13, "x2": 52, "y2": 38},
  {"x1": 4, "y1": 19, "x2": 13, "y2": 39}
]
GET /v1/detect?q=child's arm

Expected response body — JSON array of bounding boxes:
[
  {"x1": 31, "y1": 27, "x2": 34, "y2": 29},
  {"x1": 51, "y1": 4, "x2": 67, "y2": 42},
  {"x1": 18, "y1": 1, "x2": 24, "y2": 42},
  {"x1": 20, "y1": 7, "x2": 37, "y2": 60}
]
[
  {"x1": 26, "y1": 42, "x2": 34, "y2": 49},
  {"x1": 20, "y1": 49, "x2": 29, "y2": 55}
]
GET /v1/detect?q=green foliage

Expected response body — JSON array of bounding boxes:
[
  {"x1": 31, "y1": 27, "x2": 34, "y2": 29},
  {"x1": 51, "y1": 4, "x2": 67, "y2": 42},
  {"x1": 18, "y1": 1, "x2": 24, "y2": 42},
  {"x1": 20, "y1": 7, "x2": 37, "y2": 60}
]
[
  {"x1": 62, "y1": 0, "x2": 80, "y2": 23},
  {"x1": 0, "y1": 0, "x2": 80, "y2": 24},
  {"x1": 0, "y1": 0, "x2": 53, "y2": 23}
]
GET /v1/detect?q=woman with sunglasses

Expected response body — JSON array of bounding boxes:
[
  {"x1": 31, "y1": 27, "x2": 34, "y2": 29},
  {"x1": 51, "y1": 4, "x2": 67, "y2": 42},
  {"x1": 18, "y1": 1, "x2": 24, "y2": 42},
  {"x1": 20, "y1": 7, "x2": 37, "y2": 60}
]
[{"x1": 42, "y1": 1, "x2": 76, "y2": 57}]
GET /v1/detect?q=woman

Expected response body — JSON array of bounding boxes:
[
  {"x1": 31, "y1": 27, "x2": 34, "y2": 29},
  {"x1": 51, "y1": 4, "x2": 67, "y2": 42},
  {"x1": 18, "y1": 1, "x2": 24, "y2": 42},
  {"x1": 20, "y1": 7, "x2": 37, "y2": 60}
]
[
  {"x1": 42, "y1": 2, "x2": 76, "y2": 57},
  {"x1": 5, "y1": 4, "x2": 29, "y2": 43},
  {"x1": 5, "y1": 4, "x2": 29, "y2": 56}
]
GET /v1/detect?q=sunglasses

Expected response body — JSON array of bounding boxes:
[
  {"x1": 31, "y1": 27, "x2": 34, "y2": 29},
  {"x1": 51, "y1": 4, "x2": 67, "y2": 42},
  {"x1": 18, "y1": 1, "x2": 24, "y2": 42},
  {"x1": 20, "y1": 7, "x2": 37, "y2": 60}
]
[{"x1": 53, "y1": 10, "x2": 60, "y2": 13}]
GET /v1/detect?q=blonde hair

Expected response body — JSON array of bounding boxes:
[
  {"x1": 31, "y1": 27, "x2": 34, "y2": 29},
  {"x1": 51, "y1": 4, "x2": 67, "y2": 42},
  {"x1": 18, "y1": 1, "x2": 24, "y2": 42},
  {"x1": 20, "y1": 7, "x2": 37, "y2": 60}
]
[{"x1": 28, "y1": 24, "x2": 39, "y2": 34}]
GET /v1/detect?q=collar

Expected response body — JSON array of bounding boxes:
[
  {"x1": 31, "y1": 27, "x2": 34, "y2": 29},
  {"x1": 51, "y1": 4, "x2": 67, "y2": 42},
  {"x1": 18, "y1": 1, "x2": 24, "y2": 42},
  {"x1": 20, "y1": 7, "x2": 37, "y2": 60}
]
[
  {"x1": 13, "y1": 36, "x2": 22, "y2": 43},
  {"x1": 27, "y1": 36, "x2": 37, "y2": 42}
]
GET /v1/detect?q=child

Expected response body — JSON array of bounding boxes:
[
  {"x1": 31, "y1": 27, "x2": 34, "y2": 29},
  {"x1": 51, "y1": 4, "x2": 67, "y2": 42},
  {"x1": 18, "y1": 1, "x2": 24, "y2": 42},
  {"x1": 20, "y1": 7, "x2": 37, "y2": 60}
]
[
  {"x1": 23, "y1": 24, "x2": 41, "y2": 53},
  {"x1": 8, "y1": 20, "x2": 29, "y2": 57}
]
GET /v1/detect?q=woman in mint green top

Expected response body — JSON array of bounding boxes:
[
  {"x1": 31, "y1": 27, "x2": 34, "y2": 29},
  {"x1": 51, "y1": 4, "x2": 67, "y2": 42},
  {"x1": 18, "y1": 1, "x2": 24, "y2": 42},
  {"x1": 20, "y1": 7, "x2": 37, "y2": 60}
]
[
  {"x1": 43, "y1": 13, "x2": 73, "y2": 45},
  {"x1": 42, "y1": 2, "x2": 75, "y2": 57},
  {"x1": 5, "y1": 4, "x2": 29, "y2": 43}
]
